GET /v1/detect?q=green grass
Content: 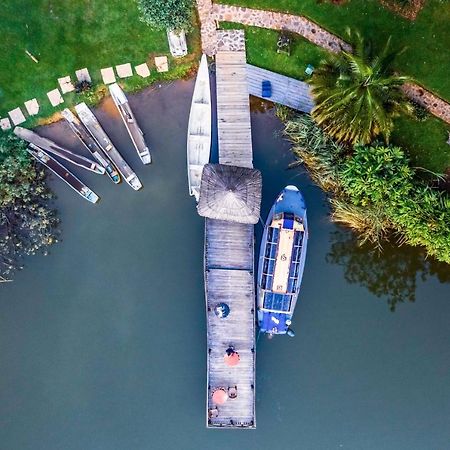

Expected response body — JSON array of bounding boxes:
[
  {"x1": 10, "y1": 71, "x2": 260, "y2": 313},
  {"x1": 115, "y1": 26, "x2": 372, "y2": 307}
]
[
  {"x1": 220, "y1": 18, "x2": 450, "y2": 173},
  {"x1": 221, "y1": 0, "x2": 450, "y2": 101},
  {"x1": 221, "y1": 22, "x2": 328, "y2": 80},
  {"x1": 0, "y1": 0, "x2": 200, "y2": 120},
  {"x1": 392, "y1": 115, "x2": 450, "y2": 174}
]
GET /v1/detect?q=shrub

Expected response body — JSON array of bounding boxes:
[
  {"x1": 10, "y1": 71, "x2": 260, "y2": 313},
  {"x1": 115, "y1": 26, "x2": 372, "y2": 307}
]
[
  {"x1": 281, "y1": 113, "x2": 450, "y2": 263},
  {"x1": 283, "y1": 113, "x2": 345, "y2": 192},
  {"x1": 339, "y1": 144, "x2": 414, "y2": 207},
  {"x1": 0, "y1": 133, "x2": 58, "y2": 281},
  {"x1": 136, "y1": 0, "x2": 194, "y2": 31}
]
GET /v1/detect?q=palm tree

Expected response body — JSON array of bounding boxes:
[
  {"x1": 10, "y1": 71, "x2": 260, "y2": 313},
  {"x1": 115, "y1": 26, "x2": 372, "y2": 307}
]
[{"x1": 310, "y1": 29, "x2": 413, "y2": 145}]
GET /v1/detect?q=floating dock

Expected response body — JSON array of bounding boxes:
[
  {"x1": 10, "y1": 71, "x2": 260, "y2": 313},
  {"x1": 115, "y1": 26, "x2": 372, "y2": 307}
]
[
  {"x1": 14, "y1": 126, "x2": 105, "y2": 174},
  {"x1": 109, "y1": 83, "x2": 151, "y2": 165},
  {"x1": 246, "y1": 64, "x2": 314, "y2": 113},
  {"x1": 203, "y1": 30, "x2": 257, "y2": 429},
  {"x1": 75, "y1": 102, "x2": 142, "y2": 191}
]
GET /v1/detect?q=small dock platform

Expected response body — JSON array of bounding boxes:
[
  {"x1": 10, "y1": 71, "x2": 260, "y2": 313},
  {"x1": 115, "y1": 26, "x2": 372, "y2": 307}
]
[
  {"x1": 204, "y1": 30, "x2": 256, "y2": 429},
  {"x1": 246, "y1": 64, "x2": 314, "y2": 113}
]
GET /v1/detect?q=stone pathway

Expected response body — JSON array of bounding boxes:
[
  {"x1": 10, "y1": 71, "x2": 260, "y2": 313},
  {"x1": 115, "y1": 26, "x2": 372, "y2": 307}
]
[
  {"x1": 116, "y1": 63, "x2": 133, "y2": 78},
  {"x1": 195, "y1": 1, "x2": 450, "y2": 125},
  {"x1": 214, "y1": 4, "x2": 351, "y2": 53},
  {"x1": 197, "y1": 0, "x2": 218, "y2": 55},
  {"x1": 1, "y1": 52, "x2": 170, "y2": 128},
  {"x1": 402, "y1": 83, "x2": 450, "y2": 124}
]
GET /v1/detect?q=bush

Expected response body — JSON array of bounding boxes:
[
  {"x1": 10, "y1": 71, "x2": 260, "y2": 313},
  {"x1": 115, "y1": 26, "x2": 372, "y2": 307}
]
[
  {"x1": 339, "y1": 144, "x2": 414, "y2": 207},
  {"x1": 136, "y1": 0, "x2": 194, "y2": 31},
  {"x1": 282, "y1": 113, "x2": 450, "y2": 264},
  {"x1": 0, "y1": 133, "x2": 58, "y2": 281},
  {"x1": 283, "y1": 113, "x2": 345, "y2": 192},
  {"x1": 75, "y1": 80, "x2": 92, "y2": 94}
]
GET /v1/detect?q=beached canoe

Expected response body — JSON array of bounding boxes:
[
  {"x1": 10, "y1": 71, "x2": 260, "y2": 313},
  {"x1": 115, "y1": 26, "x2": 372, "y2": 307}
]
[
  {"x1": 27, "y1": 144, "x2": 99, "y2": 203},
  {"x1": 187, "y1": 54, "x2": 211, "y2": 202},
  {"x1": 62, "y1": 108, "x2": 121, "y2": 184},
  {"x1": 75, "y1": 102, "x2": 142, "y2": 191},
  {"x1": 14, "y1": 126, "x2": 105, "y2": 175},
  {"x1": 109, "y1": 83, "x2": 151, "y2": 165}
]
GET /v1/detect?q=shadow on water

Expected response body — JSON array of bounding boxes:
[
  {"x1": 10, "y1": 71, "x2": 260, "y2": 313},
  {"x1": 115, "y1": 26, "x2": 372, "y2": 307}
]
[{"x1": 326, "y1": 229, "x2": 450, "y2": 311}]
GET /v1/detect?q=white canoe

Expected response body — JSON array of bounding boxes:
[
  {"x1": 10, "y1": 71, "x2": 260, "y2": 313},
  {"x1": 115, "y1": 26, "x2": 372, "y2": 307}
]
[
  {"x1": 109, "y1": 83, "x2": 151, "y2": 165},
  {"x1": 187, "y1": 54, "x2": 211, "y2": 202}
]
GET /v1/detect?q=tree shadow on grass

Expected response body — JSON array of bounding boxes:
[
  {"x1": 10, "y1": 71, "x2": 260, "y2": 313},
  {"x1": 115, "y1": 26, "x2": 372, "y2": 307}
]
[{"x1": 326, "y1": 230, "x2": 450, "y2": 311}]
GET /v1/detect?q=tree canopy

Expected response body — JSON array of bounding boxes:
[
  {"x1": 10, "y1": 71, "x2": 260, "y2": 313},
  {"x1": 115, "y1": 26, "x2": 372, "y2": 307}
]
[
  {"x1": 0, "y1": 134, "x2": 58, "y2": 281},
  {"x1": 310, "y1": 30, "x2": 413, "y2": 145},
  {"x1": 136, "y1": 0, "x2": 194, "y2": 31}
]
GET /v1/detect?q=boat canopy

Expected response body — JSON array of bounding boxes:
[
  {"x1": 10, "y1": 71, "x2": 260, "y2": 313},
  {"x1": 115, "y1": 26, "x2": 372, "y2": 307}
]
[{"x1": 260, "y1": 213, "x2": 305, "y2": 312}]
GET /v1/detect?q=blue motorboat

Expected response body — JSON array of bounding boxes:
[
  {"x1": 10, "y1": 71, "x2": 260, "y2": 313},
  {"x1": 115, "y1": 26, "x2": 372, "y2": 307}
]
[{"x1": 257, "y1": 186, "x2": 308, "y2": 336}]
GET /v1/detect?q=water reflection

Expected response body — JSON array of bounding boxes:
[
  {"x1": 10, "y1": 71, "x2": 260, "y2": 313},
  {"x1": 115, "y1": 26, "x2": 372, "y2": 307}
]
[{"x1": 326, "y1": 229, "x2": 450, "y2": 311}]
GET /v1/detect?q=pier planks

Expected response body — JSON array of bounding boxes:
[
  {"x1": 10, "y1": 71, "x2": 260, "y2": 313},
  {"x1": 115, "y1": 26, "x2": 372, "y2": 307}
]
[
  {"x1": 246, "y1": 64, "x2": 315, "y2": 113},
  {"x1": 205, "y1": 31, "x2": 256, "y2": 429}
]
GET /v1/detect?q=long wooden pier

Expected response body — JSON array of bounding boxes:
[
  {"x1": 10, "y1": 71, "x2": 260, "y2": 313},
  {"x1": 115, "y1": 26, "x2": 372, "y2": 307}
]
[
  {"x1": 204, "y1": 30, "x2": 256, "y2": 429},
  {"x1": 246, "y1": 64, "x2": 314, "y2": 113}
]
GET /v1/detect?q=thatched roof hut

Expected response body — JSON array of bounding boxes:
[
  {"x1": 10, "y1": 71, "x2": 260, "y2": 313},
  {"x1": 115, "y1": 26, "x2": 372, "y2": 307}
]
[{"x1": 197, "y1": 164, "x2": 262, "y2": 224}]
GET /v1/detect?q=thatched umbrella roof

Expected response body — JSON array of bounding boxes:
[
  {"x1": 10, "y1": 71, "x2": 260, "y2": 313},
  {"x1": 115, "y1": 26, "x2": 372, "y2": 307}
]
[{"x1": 197, "y1": 164, "x2": 262, "y2": 224}]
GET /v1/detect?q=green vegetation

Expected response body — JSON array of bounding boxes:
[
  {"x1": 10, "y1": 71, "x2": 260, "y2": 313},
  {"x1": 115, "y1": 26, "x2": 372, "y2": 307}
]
[
  {"x1": 222, "y1": 0, "x2": 450, "y2": 100},
  {"x1": 283, "y1": 113, "x2": 450, "y2": 263},
  {"x1": 221, "y1": 23, "x2": 450, "y2": 172},
  {"x1": 0, "y1": 134, "x2": 58, "y2": 281},
  {"x1": 310, "y1": 31, "x2": 412, "y2": 144},
  {"x1": 220, "y1": 23, "x2": 328, "y2": 81},
  {"x1": 137, "y1": 0, "x2": 194, "y2": 31},
  {"x1": 0, "y1": 0, "x2": 200, "y2": 120}
]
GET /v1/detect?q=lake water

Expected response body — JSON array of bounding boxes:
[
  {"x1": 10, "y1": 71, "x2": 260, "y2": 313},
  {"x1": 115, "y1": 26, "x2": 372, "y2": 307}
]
[{"x1": 1, "y1": 80, "x2": 449, "y2": 450}]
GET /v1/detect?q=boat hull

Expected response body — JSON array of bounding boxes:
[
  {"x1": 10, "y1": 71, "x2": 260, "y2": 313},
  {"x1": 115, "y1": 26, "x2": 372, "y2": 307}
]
[
  {"x1": 27, "y1": 144, "x2": 99, "y2": 203},
  {"x1": 61, "y1": 108, "x2": 121, "y2": 184},
  {"x1": 187, "y1": 54, "x2": 211, "y2": 202},
  {"x1": 257, "y1": 186, "x2": 308, "y2": 335},
  {"x1": 109, "y1": 83, "x2": 151, "y2": 165},
  {"x1": 75, "y1": 102, "x2": 143, "y2": 191}
]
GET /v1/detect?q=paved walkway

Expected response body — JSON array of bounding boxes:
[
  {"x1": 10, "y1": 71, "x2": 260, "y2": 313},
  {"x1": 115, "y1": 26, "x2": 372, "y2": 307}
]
[{"x1": 195, "y1": 1, "x2": 450, "y2": 125}]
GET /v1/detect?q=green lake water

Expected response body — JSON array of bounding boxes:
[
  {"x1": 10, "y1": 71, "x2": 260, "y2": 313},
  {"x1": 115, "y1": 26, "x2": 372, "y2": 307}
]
[{"x1": 0, "y1": 80, "x2": 449, "y2": 450}]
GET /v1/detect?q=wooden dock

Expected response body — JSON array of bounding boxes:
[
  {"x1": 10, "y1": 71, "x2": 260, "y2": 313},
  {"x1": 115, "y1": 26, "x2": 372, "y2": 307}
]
[
  {"x1": 246, "y1": 64, "x2": 314, "y2": 113},
  {"x1": 205, "y1": 30, "x2": 256, "y2": 429}
]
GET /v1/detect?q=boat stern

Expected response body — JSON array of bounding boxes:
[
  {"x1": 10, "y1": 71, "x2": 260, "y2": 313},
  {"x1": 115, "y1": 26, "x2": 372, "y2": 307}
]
[
  {"x1": 129, "y1": 175, "x2": 143, "y2": 191},
  {"x1": 140, "y1": 149, "x2": 151, "y2": 165},
  {"x1": 258, "y1": 310, "x2": 292, "y2": 335}
]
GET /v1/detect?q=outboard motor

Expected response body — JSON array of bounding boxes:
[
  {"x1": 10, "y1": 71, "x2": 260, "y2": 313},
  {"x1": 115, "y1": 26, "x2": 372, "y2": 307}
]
[{"x1": 287, "y1": 328, "x2": 295, "y2": 338}]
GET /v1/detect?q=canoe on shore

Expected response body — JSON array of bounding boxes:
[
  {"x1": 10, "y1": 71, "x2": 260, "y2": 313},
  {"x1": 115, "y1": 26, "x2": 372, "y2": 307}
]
[
  {"x1": 61, "y1": 108, "x2": 121, "y2": 184},
  {"x1": 109, "y1": 83, "x2": 151, "y2": 165},
  {"x1": 14, "y1": 126, "x2": 105, "y2": 175},
  {"x1": 74, "y1": 102, "x2": 142, "y2": 191},
  {"x1": 27, "y1": 144, "x2": 99, "y2": 203},
  {"x1": 187, "y1": 54, "x2": 211, "y2": 202}
]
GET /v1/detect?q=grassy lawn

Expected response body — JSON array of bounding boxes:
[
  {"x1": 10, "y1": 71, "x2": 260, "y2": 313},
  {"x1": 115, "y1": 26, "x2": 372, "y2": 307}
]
[
  {"x1": 222, "y1": 23, "x2": 328, "y2": 81},
  {"x1": 221, "y1": 0, "x2": 450, "y2": 101},
  {"x1": 0, "y1": 0, "x2": 200, "y2": 121},
  {"x1": 220, "y1": 15, "x2": 450, "y2": 173}
]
